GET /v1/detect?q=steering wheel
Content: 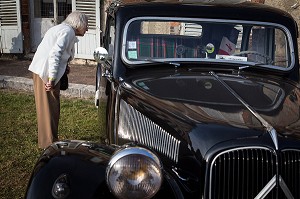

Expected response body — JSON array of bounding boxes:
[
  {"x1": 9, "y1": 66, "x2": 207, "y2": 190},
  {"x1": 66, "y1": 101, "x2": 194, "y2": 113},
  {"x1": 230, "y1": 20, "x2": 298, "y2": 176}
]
[{"x1": 232, "y1": 51, "x2": 273, "y2": 64}]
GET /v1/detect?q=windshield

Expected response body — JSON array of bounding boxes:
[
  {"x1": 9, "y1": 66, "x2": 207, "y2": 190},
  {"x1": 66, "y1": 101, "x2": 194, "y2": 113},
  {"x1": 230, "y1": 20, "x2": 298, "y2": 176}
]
[{"x1": 122, "y1": 17, "x2": 294, "y2": 70}]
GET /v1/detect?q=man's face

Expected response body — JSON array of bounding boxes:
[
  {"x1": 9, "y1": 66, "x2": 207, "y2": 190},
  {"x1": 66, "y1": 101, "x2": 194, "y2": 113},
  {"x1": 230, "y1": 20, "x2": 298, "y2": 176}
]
[{"x1": 75, "y1": 24, "x2": 88, "y2": 36}]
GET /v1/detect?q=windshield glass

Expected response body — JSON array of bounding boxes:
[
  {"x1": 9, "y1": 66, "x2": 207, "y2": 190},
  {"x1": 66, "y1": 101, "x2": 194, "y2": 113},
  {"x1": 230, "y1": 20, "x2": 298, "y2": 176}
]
[{"x1": 122, "y1": 17, "x2": 294, "y2": 70}]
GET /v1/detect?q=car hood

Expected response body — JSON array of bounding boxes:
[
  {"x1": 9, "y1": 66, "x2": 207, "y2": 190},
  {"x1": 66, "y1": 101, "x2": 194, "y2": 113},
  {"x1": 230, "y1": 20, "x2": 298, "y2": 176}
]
[{"x1": 120, "y1": 71, "x2": 300, "y2": 157}]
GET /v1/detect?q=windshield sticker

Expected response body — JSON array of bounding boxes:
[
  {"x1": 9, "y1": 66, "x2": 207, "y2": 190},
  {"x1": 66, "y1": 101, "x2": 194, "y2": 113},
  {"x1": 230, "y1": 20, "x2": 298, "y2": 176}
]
[
  {"x1": 128, "y1": 50, "x2": 138, "y2": 59},
  {"x1": 216, "y1": 54, "x2": 248, "y2": 62},
  {"x1": 128, "y1": 41, "x2": 137, "y2": 49}
]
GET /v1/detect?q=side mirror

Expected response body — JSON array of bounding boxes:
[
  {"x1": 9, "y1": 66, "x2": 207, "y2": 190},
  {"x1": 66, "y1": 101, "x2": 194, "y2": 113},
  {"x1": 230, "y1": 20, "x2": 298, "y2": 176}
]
[{"x1": 94, "y1": 47, "x2": 109, "y2": 63}]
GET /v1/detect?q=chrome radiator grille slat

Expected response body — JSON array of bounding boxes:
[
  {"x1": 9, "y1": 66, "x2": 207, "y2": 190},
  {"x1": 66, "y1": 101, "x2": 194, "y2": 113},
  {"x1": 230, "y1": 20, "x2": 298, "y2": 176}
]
[
  {"x1": 280, "y1": 150, "x2": 300, "y2": 199},
  {"x1": 210, "y1": 147, "x2": 277, "y2": 199},
  {"x1": 118, "y1": 100, "x2": 181, "y2": 162}
]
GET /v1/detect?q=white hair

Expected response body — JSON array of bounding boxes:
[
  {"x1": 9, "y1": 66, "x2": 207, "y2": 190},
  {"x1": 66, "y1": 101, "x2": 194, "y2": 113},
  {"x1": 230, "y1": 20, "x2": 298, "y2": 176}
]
[{"x1": 63, "y1": 11, "x2": 88, "y2": 30}]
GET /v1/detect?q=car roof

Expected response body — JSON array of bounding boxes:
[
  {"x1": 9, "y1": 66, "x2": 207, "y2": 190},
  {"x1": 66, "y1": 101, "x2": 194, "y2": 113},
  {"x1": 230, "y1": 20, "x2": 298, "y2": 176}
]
[
  {"x1": 117, "y1": 0, "x2": 247, "y2": 5},
  {"x1": 108, "y1": 0, "x2": 297, "y2": 35}
]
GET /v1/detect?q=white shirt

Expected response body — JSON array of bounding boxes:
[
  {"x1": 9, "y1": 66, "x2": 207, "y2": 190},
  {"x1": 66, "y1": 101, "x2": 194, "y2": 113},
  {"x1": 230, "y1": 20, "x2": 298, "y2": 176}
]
[{"x1": 28, "y1": 23, "x2": 78, "y2": 85}]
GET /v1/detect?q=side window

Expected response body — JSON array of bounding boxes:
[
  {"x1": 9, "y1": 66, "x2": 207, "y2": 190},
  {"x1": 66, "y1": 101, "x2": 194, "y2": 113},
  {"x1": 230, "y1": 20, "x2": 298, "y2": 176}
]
[{"x1": 274, "y1": 29, "x2": 289, "y2": 68}]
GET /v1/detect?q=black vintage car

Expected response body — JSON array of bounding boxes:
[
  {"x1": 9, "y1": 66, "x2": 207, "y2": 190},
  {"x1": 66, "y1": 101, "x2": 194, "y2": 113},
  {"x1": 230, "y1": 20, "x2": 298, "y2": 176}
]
[{"x1": 26, "y1": 0, "x2": 300, "y2": 198}]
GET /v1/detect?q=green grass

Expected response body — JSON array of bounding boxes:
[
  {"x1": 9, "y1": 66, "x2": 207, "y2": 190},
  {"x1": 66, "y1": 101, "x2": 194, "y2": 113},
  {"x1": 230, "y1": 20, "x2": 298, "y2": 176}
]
[{"x1": 0, "y1": 89, "x2": 105, "y2": 199}]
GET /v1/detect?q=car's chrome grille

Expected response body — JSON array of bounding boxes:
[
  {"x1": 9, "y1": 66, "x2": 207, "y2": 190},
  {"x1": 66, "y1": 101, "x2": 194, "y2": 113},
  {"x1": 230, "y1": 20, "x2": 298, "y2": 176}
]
[
  {"x1": 280, "y1": 149, "x2": 300, "y2": 199},
  {"x1": 118, "y1": 100, "x2": 181, "y2": 162},
  {"x1": 209, "y1": 147, "x2": 300, "y2": 199}
]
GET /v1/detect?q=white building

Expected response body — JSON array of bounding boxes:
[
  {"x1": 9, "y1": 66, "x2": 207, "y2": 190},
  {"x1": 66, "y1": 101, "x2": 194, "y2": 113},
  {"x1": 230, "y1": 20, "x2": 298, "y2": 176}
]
[{"x1": 0, "y1": 0, "x2": 105, "y2": 60}]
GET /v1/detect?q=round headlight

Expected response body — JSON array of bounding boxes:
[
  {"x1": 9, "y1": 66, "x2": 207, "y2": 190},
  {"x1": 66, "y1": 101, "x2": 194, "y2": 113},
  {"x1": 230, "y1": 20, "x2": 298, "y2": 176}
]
[{"x1": 106, "y1": 147, "x2": 163, "y2": 199}]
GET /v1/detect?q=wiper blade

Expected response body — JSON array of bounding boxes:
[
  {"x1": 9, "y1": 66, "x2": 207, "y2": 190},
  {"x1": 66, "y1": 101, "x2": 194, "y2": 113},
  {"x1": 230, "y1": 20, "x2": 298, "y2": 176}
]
[
  {"x1": 238, "y1": 65, "x2": 251, "y2": 70},
  {"x1": 238, "y1": 62, "x2": 266, "y2": 70},
  {"x1": 141, "y1": 58, "x2": 181, "y2": 67}
]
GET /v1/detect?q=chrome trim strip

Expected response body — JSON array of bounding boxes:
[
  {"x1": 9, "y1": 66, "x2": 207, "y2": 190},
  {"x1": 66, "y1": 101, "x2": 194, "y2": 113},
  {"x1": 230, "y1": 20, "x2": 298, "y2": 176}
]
[
  {"x1": 282, "y1": 148, "x2": 300, "y2": 152},
  {"x1": 172, "y1": 168, "x2": 189, "y2": 181},
  {"x1": 208, "y1": 145, "x2": 275, "y2": 163},
  {"x1": 114, "y1": 85, "x2": 122, "y2": 144},
  {"x1": 269, "y1": 128, "x2": 279, "y2": 150},
  {"x1": 107, "y1": 147, "x2": 161, "y2": 170},
  {"x1": 254, "y1": 175, "x2": 295, "y2": 199},
  {"x1": 210, "y1": 71, "x2": 279, "y2": 150},
  {"x1": 279, "y1": 176, "x2": 294, "y2": 199},
  {"x1": 254, "y1": 175, "x2": 277, "y2": 199}
]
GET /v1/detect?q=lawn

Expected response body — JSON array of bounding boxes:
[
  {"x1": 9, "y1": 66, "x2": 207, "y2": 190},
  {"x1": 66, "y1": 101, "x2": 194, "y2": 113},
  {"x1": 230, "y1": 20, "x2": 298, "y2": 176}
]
[{"x1": 0, "y1": 89, "x2": 105, "y2": 198}]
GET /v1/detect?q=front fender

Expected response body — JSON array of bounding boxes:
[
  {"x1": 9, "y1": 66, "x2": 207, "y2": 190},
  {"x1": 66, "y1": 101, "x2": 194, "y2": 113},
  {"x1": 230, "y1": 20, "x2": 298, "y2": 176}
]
[
  {"x1": 25, "y1": 140, "x2": 186, "y2": 199},
  {"x1": 25, "y1": 140, "x2": 116, "y2": 199}
]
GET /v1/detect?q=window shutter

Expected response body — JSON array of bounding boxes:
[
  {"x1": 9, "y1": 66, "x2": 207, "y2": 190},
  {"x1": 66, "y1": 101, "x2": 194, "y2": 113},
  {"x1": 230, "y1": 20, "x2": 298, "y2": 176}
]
[
  {"x1": 73, "y1": 0, "x2": 100, "y2": 59},
  {"x1": 74, "y1": 0, "x2": 96, "y2": 30},
  {"x1": 0, "y1": 0, "x2": 23, "y2": 53},
  {"x1": 0, "y1": 0, "x2": 18, "y2": 26}
]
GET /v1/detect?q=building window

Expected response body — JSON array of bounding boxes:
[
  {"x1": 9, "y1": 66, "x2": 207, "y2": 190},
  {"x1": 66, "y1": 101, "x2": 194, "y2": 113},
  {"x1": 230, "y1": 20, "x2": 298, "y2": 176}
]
[{"x1": 34, "y1": 0, "x2": 72, "y2": 19}]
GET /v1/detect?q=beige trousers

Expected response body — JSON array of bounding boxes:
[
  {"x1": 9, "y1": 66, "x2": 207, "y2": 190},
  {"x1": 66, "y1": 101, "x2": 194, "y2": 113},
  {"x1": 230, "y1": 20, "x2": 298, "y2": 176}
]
[{"x1": 32, "y1": 73, "x2": 60, "y2": 149}]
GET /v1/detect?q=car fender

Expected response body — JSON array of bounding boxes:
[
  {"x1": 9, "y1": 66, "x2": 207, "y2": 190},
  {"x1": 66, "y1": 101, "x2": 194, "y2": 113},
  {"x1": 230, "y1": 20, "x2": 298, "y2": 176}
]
[{"x1": 25, "y1": 141, "x2": 115, "y2": 199}]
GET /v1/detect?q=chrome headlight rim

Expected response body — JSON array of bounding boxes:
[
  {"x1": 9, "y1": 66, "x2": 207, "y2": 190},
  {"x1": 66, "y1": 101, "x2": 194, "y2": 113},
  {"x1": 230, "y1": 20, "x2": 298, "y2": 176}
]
[
  {"x1": 106, "y1": 145, "x2": 163, "y2": 199},
  {"x1": 107, "y1": 146, "x2": 162, "y2": 169}
]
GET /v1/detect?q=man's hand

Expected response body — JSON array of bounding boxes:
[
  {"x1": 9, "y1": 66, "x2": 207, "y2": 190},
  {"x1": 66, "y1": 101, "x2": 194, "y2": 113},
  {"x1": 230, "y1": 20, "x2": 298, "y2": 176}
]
[{"x1": 45, "y1": 80, "x2": 55, "y2": 91}]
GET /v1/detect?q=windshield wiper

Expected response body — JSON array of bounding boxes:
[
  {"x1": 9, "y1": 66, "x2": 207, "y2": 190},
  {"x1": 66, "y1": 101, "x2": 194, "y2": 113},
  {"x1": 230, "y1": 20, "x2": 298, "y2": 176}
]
[
  {"x1": 238, "y1": 62, "x2": 267, "y2": 70},
  {"x1": 238, "y1": 65, "x2": 251, "y2": 70},
  {"x1": 139, "y1": 58, "x2": 181, "y2": 68},
  {"x1": 234, "y1": 62, "x2": 268, "y2": 75}
]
